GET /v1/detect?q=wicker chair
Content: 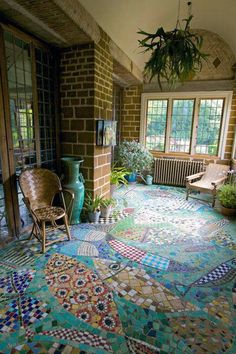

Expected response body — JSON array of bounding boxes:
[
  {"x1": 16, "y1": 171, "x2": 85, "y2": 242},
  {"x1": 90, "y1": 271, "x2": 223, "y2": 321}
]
[
  {"x1": 186, "y1": 163, "x2": 230, "y2": 207},
  {"x1": 19, "y1": 168, "x2": 74, "y2": 253}
]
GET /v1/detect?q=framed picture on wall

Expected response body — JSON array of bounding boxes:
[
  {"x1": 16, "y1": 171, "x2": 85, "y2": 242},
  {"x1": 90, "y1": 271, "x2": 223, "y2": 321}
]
[
  {"x1": 96, "y1": 120, "x2": 104, "y2": 146},
  {"x1": 96, "y1": 120, "x2": 117, "y2": 146}
]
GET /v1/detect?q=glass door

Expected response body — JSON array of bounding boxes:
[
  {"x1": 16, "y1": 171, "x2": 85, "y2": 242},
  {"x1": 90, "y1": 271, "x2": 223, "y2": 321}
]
[
  {"x1": 0, "y1": 156, "x2": 8, "y2": 243},
  {"x1": 0, "y1": 25, "x2": 58, "y2": 238}
]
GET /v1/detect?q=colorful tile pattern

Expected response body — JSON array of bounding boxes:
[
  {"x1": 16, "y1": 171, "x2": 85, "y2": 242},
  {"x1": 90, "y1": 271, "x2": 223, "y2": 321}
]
[
  {"x1": 0, "y1": 184, "x2": 235, "y2": 353},
  {"x1": 94, "y1": 259, "x2": 197, "y2": 313},
  {"x1": 109, "y1": 239, "x2": 170, "y2": 270},
  {"x1": 203, "y1": 296, "x2": 232, "y2": 324},
  {"x1": 41, "y1": 329, "x2": 112, "y2": 352},
  {"x1": 45, "y1": 253, "x2": 123, "y2": 335},
  {"x1": 169, "y1": 316, "x2": 234, "y2": 353}
]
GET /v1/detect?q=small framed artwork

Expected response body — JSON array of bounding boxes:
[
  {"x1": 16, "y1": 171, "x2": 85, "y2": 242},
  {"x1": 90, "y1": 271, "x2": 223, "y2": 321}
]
[
  {"x1": 96, "y1": 120, "x2": 117, "y2": 146},
  {"x1": 96, "y1": 120, "x2": 104, "y2": 146}
]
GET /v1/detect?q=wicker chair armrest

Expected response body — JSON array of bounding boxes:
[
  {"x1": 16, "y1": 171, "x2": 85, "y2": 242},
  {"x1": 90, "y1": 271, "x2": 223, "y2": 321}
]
[
  {"x1": 186, "y1": 171, "x2": 205, "y2": 181},
  {"x1": 62, "y1": 188, "x2": 75, "y2": 199},
  {"x1": 211, "y1": 176, "x2": 228, "y2": 186}
]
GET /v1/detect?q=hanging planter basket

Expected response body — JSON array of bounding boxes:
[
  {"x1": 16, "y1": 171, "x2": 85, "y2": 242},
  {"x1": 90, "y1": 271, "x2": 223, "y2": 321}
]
[{"x1": 138, "y1": 16, "x2": 208, "y2": 90}]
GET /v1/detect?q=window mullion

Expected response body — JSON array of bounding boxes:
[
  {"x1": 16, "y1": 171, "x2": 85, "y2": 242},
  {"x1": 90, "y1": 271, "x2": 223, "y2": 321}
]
[
  {"x1": 165, "y1": 98, "x2": 172, "y2": 153},
  {"x1": 30, "y1": 42, "x2": 41, "y2": 167},
  {"x1": 140, "y1": 97, "x2": 147, "y2": 146},
  {"x1": 190, "y1": 98, "x2": 200, "y2": 155}
]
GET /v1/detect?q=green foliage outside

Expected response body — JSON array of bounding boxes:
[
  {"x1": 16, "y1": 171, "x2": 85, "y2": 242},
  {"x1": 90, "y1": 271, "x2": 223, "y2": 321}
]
[{"x1": 146, "y1": 99, "x2": 223, "y2": 155}]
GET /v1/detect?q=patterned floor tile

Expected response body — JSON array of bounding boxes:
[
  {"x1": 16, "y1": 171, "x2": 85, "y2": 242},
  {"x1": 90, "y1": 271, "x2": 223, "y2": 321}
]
[{"x1": 0, "y1": 184, "x2": 235, "y2": 353}]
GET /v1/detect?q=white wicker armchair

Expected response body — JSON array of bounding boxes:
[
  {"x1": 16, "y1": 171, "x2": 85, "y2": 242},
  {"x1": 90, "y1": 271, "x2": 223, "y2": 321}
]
[{"x1": 186, "y1": 163, "x2": 230, "y2": 207}]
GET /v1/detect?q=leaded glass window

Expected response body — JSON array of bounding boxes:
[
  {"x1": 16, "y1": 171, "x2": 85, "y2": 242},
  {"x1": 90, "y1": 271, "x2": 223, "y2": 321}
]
[
  {"x1": 146, "y1": 99, "x2": 168, "y2": 151},
  {"x1": 141, "y1": 92, "x2": 231, "y2": 157}
]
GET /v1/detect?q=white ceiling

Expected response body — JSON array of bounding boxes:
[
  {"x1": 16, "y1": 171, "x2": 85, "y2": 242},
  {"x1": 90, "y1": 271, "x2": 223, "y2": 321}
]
[{"x1": 79, "y1": 0, "x2": 236, "y2": 71}]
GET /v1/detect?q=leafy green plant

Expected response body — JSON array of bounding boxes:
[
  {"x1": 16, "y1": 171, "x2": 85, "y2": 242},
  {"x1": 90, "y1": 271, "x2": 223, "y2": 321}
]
[
  {"x1": 110, "y1": 167, "x2": 129, "y2": 186},
  {"x1": 115, "y1": 140, "x2": 154, "y2": 173},
  {"x1": 100, "y1": 197, "x2": 116, "y2": 208},
  {"x1": 217, "y1": 184, "x2": 236, "y2": 209},
  {"x1": 138, "y1": 16, "x2": 208, "y2": 89},
  {"x1": 84, "y1": 193, "x2": 103, "y2": 213}
]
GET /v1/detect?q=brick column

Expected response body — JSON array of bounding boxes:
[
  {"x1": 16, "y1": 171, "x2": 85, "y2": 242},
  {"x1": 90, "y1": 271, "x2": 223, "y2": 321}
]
[
  {"x1": 121, "y1": 85, "x2": 142, "y2": 141},
  {"x1": 60, "y1": 30, "x2": 113, "y2": 197}
]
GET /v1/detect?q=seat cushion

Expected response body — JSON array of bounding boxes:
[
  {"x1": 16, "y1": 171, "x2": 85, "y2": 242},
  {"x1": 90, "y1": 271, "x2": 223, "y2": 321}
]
[
  {"x1": 34, "y1": 206, "x2": 65, "y2": 221},
  {"x1": 190, "y1": 180, "x2": 214, "y2": 190}
]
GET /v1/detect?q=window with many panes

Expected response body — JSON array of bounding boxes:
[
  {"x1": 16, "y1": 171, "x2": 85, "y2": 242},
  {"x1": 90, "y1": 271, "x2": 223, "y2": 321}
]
[{"x1": 140, "y1": 92, "x2": 232, "y2": 158}]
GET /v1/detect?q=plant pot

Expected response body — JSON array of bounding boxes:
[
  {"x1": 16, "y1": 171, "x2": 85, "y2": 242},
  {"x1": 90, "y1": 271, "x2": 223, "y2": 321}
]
[
  {"x1": 145, "y1": 175, "x2": 153, "y2": 185},
  {"x1": 100, "y1": 205, "x2": 112, "y2": 219},
  {"x1": 125, "y1": 172, "x2": 137, "y2": 183},
  {"x1": 88, "y1": 210, "x2": 101, "y2": 223},
  {"x1": 110, "y1": 184, "x2": 117, "y2": 196},
  {"x1": 220, "y1": 206, "x2": 236, "y2": 216}
]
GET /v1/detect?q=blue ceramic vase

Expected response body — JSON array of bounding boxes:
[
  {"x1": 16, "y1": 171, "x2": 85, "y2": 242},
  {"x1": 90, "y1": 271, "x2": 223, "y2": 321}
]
[{"x1": 61, "y1": 157, "x2": 85, "y2": 224}]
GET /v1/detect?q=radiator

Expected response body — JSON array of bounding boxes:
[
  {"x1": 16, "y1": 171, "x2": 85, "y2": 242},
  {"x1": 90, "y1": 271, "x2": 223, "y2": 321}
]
[{"x1": 153, "y1": 158, "x2": 205, "y2": 187}]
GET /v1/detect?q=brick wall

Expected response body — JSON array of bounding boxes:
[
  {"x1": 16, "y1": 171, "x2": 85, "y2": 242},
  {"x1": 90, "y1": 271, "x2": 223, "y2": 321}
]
[
  {"x1": 121, "y1": 85, "x2": 142, "y2": 141},
  {"x1": 60, "y1": 30, "x2": 113, "y2": 197}
]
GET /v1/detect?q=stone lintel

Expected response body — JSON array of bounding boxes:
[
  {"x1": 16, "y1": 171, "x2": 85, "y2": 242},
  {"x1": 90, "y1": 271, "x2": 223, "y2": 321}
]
[
  {"x1": 110, "y1": 40, "x2": 143, "y2": 85},
  {"x1": 52, "y1": 0, "x2": 100, "y2": 44}
]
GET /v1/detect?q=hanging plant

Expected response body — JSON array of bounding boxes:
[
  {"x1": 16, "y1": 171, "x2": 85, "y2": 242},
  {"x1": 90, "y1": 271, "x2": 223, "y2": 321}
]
[{"x1": 138, "y1": 15, "x2": 208, "y2": 89}]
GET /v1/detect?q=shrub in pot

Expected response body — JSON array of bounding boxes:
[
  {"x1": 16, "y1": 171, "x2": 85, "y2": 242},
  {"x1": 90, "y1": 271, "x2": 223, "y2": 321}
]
[
  {"x1": 217, "y1": 184, "x2": 236, "y2": 216},
  {"x1": 115, "y1": 141, "x2": 154, "y2": 182},
  {"x1": 84, "y1": 193, "x2": 103, "y2": 222},
  {"x1": 100, "y1": 198, "x2": 116, "y2": 218}
]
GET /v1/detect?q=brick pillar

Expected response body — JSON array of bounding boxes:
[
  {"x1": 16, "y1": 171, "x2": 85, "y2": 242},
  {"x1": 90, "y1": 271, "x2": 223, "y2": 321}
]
[
  {"x1": 60, "y1": 31, "x2": 113, "y2": 197},
  {"x1": 121, "y1": 85, "x2": 142, "y2": 141}
]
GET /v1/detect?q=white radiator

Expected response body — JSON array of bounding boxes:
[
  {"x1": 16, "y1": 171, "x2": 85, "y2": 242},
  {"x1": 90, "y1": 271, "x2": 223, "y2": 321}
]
[{"x1": 154, "y1": 158, "x2": 205, "y2": 187}]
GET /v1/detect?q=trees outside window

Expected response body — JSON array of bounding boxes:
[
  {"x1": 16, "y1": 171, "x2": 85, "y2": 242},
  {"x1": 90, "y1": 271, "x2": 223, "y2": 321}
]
[{"x1": 141, "y1": 92, "x2": 232, "y2": 158}]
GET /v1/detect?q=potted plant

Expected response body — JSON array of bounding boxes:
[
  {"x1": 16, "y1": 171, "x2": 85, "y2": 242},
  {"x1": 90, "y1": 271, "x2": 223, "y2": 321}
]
[
  {"x1": 217, "y1": 183, "x2": 236, "y2": 216},
  {"x1": 138, "y1": 16, "x2": 208, "y2": 90},
  {"x1": 84, "y1": 193, "x2": 103, "y2": 222},
  {"x1": 100, "y1": 197, "x2": 116, "y2": 218},
  {"x1": 115, "y1": 140, "x2": 154, "y2": 183},
  {"x1": 110, "y1": 166, "x2": 129, "y2": 195}
]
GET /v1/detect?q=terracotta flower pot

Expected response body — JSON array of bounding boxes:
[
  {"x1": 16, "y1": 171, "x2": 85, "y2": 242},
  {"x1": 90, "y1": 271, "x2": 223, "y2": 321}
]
[{"x1": 221, "y1": 206, "x2": 236, "y2": 216}]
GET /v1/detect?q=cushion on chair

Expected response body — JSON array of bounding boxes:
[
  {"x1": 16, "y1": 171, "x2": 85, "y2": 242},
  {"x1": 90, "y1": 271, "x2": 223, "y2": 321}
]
[
  {"x1": 200, "y1": 163, "x2": 229, "y2": 182},
  {"x1": 189, "y1": 180, "x2": 215, "y2": 190},
  {"x1": 188, "y1": 163, "x2": 230, "y2": 192}
]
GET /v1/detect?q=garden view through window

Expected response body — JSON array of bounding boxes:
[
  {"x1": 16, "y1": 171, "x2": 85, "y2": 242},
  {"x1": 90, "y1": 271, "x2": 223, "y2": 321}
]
[{"x1": 145, "y1": 94, "x2": 227, "y2": 156}]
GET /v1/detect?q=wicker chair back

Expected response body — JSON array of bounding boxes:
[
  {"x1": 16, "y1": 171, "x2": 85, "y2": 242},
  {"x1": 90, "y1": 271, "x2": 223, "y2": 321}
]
[{"x1": 19, "y1": 168, "x2": 61, "y2": 211}]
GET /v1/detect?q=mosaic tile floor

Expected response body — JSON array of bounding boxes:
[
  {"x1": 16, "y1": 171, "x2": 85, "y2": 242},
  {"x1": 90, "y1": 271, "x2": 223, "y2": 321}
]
[{"x1": 0, "y1": 184, "x2": 236, "y2": 353}]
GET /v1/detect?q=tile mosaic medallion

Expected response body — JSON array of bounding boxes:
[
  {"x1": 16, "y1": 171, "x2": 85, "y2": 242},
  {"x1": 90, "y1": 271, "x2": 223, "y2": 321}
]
[{"x1": 0, "y1": 184, "x2": 236, "y2": 353}]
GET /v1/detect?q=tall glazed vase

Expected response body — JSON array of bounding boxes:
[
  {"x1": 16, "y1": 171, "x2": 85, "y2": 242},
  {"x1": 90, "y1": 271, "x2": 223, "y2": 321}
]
[{"x1": 61, "y1": 157, "x2": 85, "y2": 224}]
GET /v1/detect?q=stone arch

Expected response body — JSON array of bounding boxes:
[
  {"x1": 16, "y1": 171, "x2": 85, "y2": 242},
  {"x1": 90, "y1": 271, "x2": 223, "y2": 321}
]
[{"x1": 193, "y1": 29, "x2": 235, "y2": 80}]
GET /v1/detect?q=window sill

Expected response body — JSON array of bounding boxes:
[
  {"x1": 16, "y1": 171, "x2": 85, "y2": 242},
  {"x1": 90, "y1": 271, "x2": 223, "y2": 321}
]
[{"x1": 150, "y1": 151, "x2": 221, "y2": 161}]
